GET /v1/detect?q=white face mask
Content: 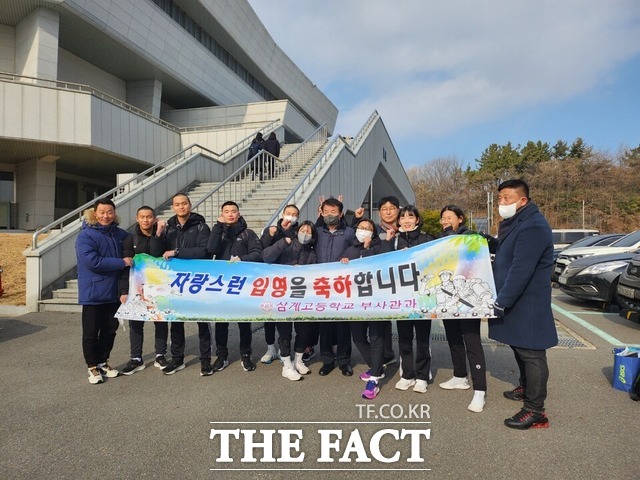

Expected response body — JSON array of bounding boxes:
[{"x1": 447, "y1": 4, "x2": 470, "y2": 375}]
[
  {"x1": 297, "y1": 232, "x2": 312, "y2": 244},
  {"x1": 498, "y1": 202, "x2": 518, "y2": 219},
  {"x1": 283, "y1": 215, "x2": 298, "y2": 223},
  {"x1": 355, "y1": 229, "x2": 373, "y2": 243}
]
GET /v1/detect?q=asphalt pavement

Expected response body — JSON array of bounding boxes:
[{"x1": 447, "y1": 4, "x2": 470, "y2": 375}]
[{"x1": 1, "y1": 291, "x2": 639, "y2": 480}]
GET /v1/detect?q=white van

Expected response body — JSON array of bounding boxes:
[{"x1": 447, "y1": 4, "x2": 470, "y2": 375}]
[{"x1": 552, "y1": 229, "x2": 599, "y2": 250}]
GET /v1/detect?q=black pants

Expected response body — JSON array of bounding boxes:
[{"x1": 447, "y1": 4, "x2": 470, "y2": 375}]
[
  {"x1": 277, "y1": 322, "x2": 313, "y2": 357},
  {"x1": 511, "y1": 346, "x2": 549, "y2": 414},
  {"x1": 319, "y1": 321, "x2": 351, "y2": 366},
  {"x1": 82, "y1": 303, "x2": 120, "y2": 367},
  {"x1": 264, "y1": 321, "x2": 276, "y2": 345},
  {"x1": 351, "y1": 321, "x2": 391, "y2": 377},
  {"x1": 128, "y1": 320, "x2": 169, "y2": 359},
  {"x1": 443, "y1": 318, "x2": 487, "y2": 391},
  {"x1": 396, "y1": 319, "x2": 432, "y2": 381},
  {"x1": 215, "y1": 322, "x2": 252, "y2": 357},
  {"x1": 168, "y1": 321, "x2": 211, "y2": 362}
]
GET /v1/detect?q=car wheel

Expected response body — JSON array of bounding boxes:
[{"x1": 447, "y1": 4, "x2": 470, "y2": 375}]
[{"x1": 608, "y1": 278, "x2": 623, "y2": 313}]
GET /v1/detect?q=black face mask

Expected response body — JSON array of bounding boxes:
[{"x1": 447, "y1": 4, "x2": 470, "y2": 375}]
[{"x1": 323, "y1": 214, "x2": 340, "y2": 226}]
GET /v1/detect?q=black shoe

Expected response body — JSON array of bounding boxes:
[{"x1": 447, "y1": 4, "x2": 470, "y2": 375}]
[
  {"x1": 154, "y1": 355, "x2": 169, "y2": 370},
  {"x1": 241, "y1": 354, "x2": 256, "y2": 372},
  {"x1": 504, "y1": 409, "x2": 549, "y2": 429},
  {"x1": 121, "y1": 358, "x2": 146, "y2": 376},
  {"x1": 302, "y1": 347, "x2": 315, "y2": 362},
  {"x1": 200, "y1": 359, "x2": 214, "y2": 376},
  {"x1": 212, "y1": 356, "x2": 229, "y2": 372},
  {"x1": 163, "y1": 359, "x2": 185, "y2": 375},
  {"x1": 340, "y1": 364, "x2": 354, "y2": 377},
  {"x1": 503, "y1": 385, "x2": 526, "y2": 401},
  {"x1": 319, "y1": 363, "x2": 335, "y2": 376}
]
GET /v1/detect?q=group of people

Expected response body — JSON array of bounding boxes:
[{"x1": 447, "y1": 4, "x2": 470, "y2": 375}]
[
  {"x1": 75, "y1": 178, "x2": 557, "y2": 429},
  {"x1": 248, "y1": 132, "x2": 280, "y2": 180}
]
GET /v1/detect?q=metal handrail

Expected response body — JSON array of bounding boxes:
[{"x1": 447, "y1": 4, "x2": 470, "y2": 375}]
[
  {"x1": 264, "y1": 111, "x2": 380, "y2": 228},
  {"x1": 30, "y1": 118, "x2": 283, "y2": 249},
  {"x1": 0, "y1": 71, "x2": 180, "y2": 131},
  {"x1": 191, "y1": 124, "x2": 328, "y2": 218}
]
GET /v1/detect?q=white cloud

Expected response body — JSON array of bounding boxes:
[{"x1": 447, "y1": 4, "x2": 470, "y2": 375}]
[{"x1": 249, "y1": 0, "x2": 640, "y2": 139}]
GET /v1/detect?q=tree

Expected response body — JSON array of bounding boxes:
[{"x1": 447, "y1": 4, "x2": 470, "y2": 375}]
[
  {"x1": 568, "y1": 137, "x2": 589, "y2": 159},
  {"x1": 477, "y1": 142, "x2": 522, "y2": 178},
  {"x1": 552, "y1": 140, "x2": 569, "y2": 160}
]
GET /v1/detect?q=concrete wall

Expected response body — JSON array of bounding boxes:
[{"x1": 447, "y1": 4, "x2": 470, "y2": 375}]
[
  {"x1": 15, "y1": 8, "x2": 59, "y2": 81},
  {"x1": 57, "y1": 48, "x2": 127, "y2": 100},
  {"x1": 0, "y1": 25, "x2": 15, "y2": 73}
]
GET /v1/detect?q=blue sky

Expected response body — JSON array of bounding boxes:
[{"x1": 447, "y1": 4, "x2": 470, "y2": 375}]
[{"x1": 249, "y1": 0, "x2": 640, "y2": 170}]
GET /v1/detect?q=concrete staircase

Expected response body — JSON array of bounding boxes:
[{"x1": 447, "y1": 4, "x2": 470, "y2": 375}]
[{"x1": 39, "y1": 143, "x2": 325, "y2": 312}]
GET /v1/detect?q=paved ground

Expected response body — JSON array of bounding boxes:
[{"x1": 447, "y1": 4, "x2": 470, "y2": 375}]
[{"x1": 1, "y1": 290, "x2": 639, "y2": 479}]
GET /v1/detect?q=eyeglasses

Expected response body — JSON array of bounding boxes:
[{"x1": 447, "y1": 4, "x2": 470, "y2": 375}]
[{"x1": 380, "y1": 207, "x2": 398, "y2": 212}]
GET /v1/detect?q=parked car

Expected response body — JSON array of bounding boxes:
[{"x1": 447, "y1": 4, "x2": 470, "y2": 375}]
[
  {"x1": 552, "y1": 233, "x2": 625, "y2": 263},
  {"x1": 552, "y1": 228, "x2": 599, "y2": 251},
  {"x1": 557, "y1": 249, "x2": 640, "y2": 308},
  {"x1": 554, "y1": 230, "x2": 640, "y2": 281},
  {"x1": 617, "y1": 253, "x2": 640, "y2": 322}
]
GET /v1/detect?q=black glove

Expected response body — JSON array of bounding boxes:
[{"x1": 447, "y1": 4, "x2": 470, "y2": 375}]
[{"x1": 493, "y1": 302, "x2": 506, "y2": 318}]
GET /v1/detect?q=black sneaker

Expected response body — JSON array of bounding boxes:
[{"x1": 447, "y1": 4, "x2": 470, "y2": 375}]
[
  {"x1": 154, "y1": 355, "x2": 169, "y2": 370},
  {"x1": 200, "y1": 359, "x2": 214, "y2": 376},
  {"x1": 163, "y1": 359, "x2": 185, "y2": 375},
  {"x1": 121, "y1": 358, "x2": 146, "y2": 376},
  {"x1": 241, "y1": 354, "x2": 256, "y2": 372},
  {"x1": 503, "y1": 385, "x2": 526, "y2": 401},
  {"x1": 302, "y1": 347, "x2": 315, "y2": 362},
  {"x1": 212, "y1": 356, "x2": 229, "y2": 372},
  {"x1": 504, "y1": 409, "x2": 549, "y2": 429}
]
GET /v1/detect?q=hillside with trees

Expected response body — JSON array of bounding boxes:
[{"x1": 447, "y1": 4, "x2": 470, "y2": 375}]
[{"x1": 407, "y1": 139, "x2": 640, "y2": 236}]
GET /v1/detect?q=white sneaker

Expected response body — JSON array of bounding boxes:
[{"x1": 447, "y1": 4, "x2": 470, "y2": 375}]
[
  {"x1": 260, "y1": 345, "x2": 279, "y2": 364},
  {"x1": 294, "y1": 352, "x2": 310, "y2": 375},
  {"x1": 282, "y1": 364, "x2": 302, "y2": 381},
  {"x1": 88, "y1": 367, "x2": 104, "y2": 384},
  {"x1": 439, "y1": 376, "x2": 471, "y2": 390},
  {"x1": 395, "y1": 377, "x2": 416, "y2": 390},
  {"x1": 97, "y1": 362, "x2": 119, "y2": 378},
  {"x1": 413, "y1": 379, "x2": 428, "y2": 393},
  {"x1": 468, "y1": 390, "x2": 486, "y2": 413}
]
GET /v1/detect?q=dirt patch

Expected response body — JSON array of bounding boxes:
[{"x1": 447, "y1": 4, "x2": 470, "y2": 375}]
[{"x1": 0, "y1": 233, "x2": 33, "y2": 305}]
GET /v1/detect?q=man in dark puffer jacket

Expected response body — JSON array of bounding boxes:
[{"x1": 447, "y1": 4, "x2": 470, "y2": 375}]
[{"x1": 207, "y1": 201, "x2": 263, "y2": 373}]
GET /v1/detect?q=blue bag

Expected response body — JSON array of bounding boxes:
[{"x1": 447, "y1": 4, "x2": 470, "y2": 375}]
[{"x1": 612, "y1": 347, "x2": 640, "y2": 393}]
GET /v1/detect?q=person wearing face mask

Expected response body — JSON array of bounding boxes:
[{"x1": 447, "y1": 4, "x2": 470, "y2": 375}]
[
  {"x1": 315, "y1": 197, "x2": 356, "y2": 376},
  {"x1": 436, "y1": 205, "x2": 487, "y2": 413},
  {"x1": 259, "y1": 205, "x2": 300, "y2": 364},
  {"x1": 489, "y1": 179, "x2": 557, "y2": 429},
  {"x1": 263, "y1": 221, "x2": 318, "y2": 380},
  {"x1": 380, "y1": 205, "x2": 435, "y2": 394},
  {"x1": 340, "y1": 218, "x2": 391, "y2": 399}
]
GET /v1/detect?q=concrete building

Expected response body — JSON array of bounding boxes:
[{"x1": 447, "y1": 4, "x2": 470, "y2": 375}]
[{"x1": 0, "y1": 0, "x2": 415, "y2": 311}]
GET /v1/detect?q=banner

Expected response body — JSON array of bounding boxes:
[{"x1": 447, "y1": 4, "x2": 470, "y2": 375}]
[{"x1": 115, "y1": 234, "x2": 496, "y2": 322}]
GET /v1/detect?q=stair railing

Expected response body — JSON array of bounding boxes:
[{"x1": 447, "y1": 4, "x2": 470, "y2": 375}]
[
  {"x1": 191, "y1": 124, "x2": 328, "y2": 219},
  {"x1": 31, "y1": 118, "x2": 282, "y2": 249}
]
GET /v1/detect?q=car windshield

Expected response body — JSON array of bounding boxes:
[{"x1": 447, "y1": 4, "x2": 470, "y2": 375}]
[{"x1": 610, "y1": 230, "x2": 640, "y2": 247}]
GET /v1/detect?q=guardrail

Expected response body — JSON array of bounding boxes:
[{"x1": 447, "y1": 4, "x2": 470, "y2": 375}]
[
  {"x1": 31, "y1": 118, "x2": 282, "y2": 249},
  {"x1": 191, "y1": 124, "x2": 328, "y2": 220},
  {"x1": 264, "y1": 111, "x2": 380, "y2": 227}
]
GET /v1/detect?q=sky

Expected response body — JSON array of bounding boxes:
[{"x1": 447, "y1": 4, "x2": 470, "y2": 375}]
[{"x1": 248, "y1": 0, "x2": 640, "y2": 170}]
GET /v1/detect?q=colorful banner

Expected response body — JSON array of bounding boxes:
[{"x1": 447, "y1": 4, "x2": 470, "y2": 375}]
[{"x1": 115, "y1": 234, "x2": 496, "y2": 322}]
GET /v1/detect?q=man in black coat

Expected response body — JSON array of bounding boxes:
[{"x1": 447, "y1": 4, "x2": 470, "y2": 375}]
[
  {"x1": 207, "y1": 201, "x2": 263, "y2": 372},
  {"x1": 156, "y1": 193, "x2": 213, "y2": 375},
  {"x1": 118, "y1": 206, "x2": 169, "y2": 375},
  {"x1": 489, "y1": 179, "x2": 557, "y2": 429}
]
